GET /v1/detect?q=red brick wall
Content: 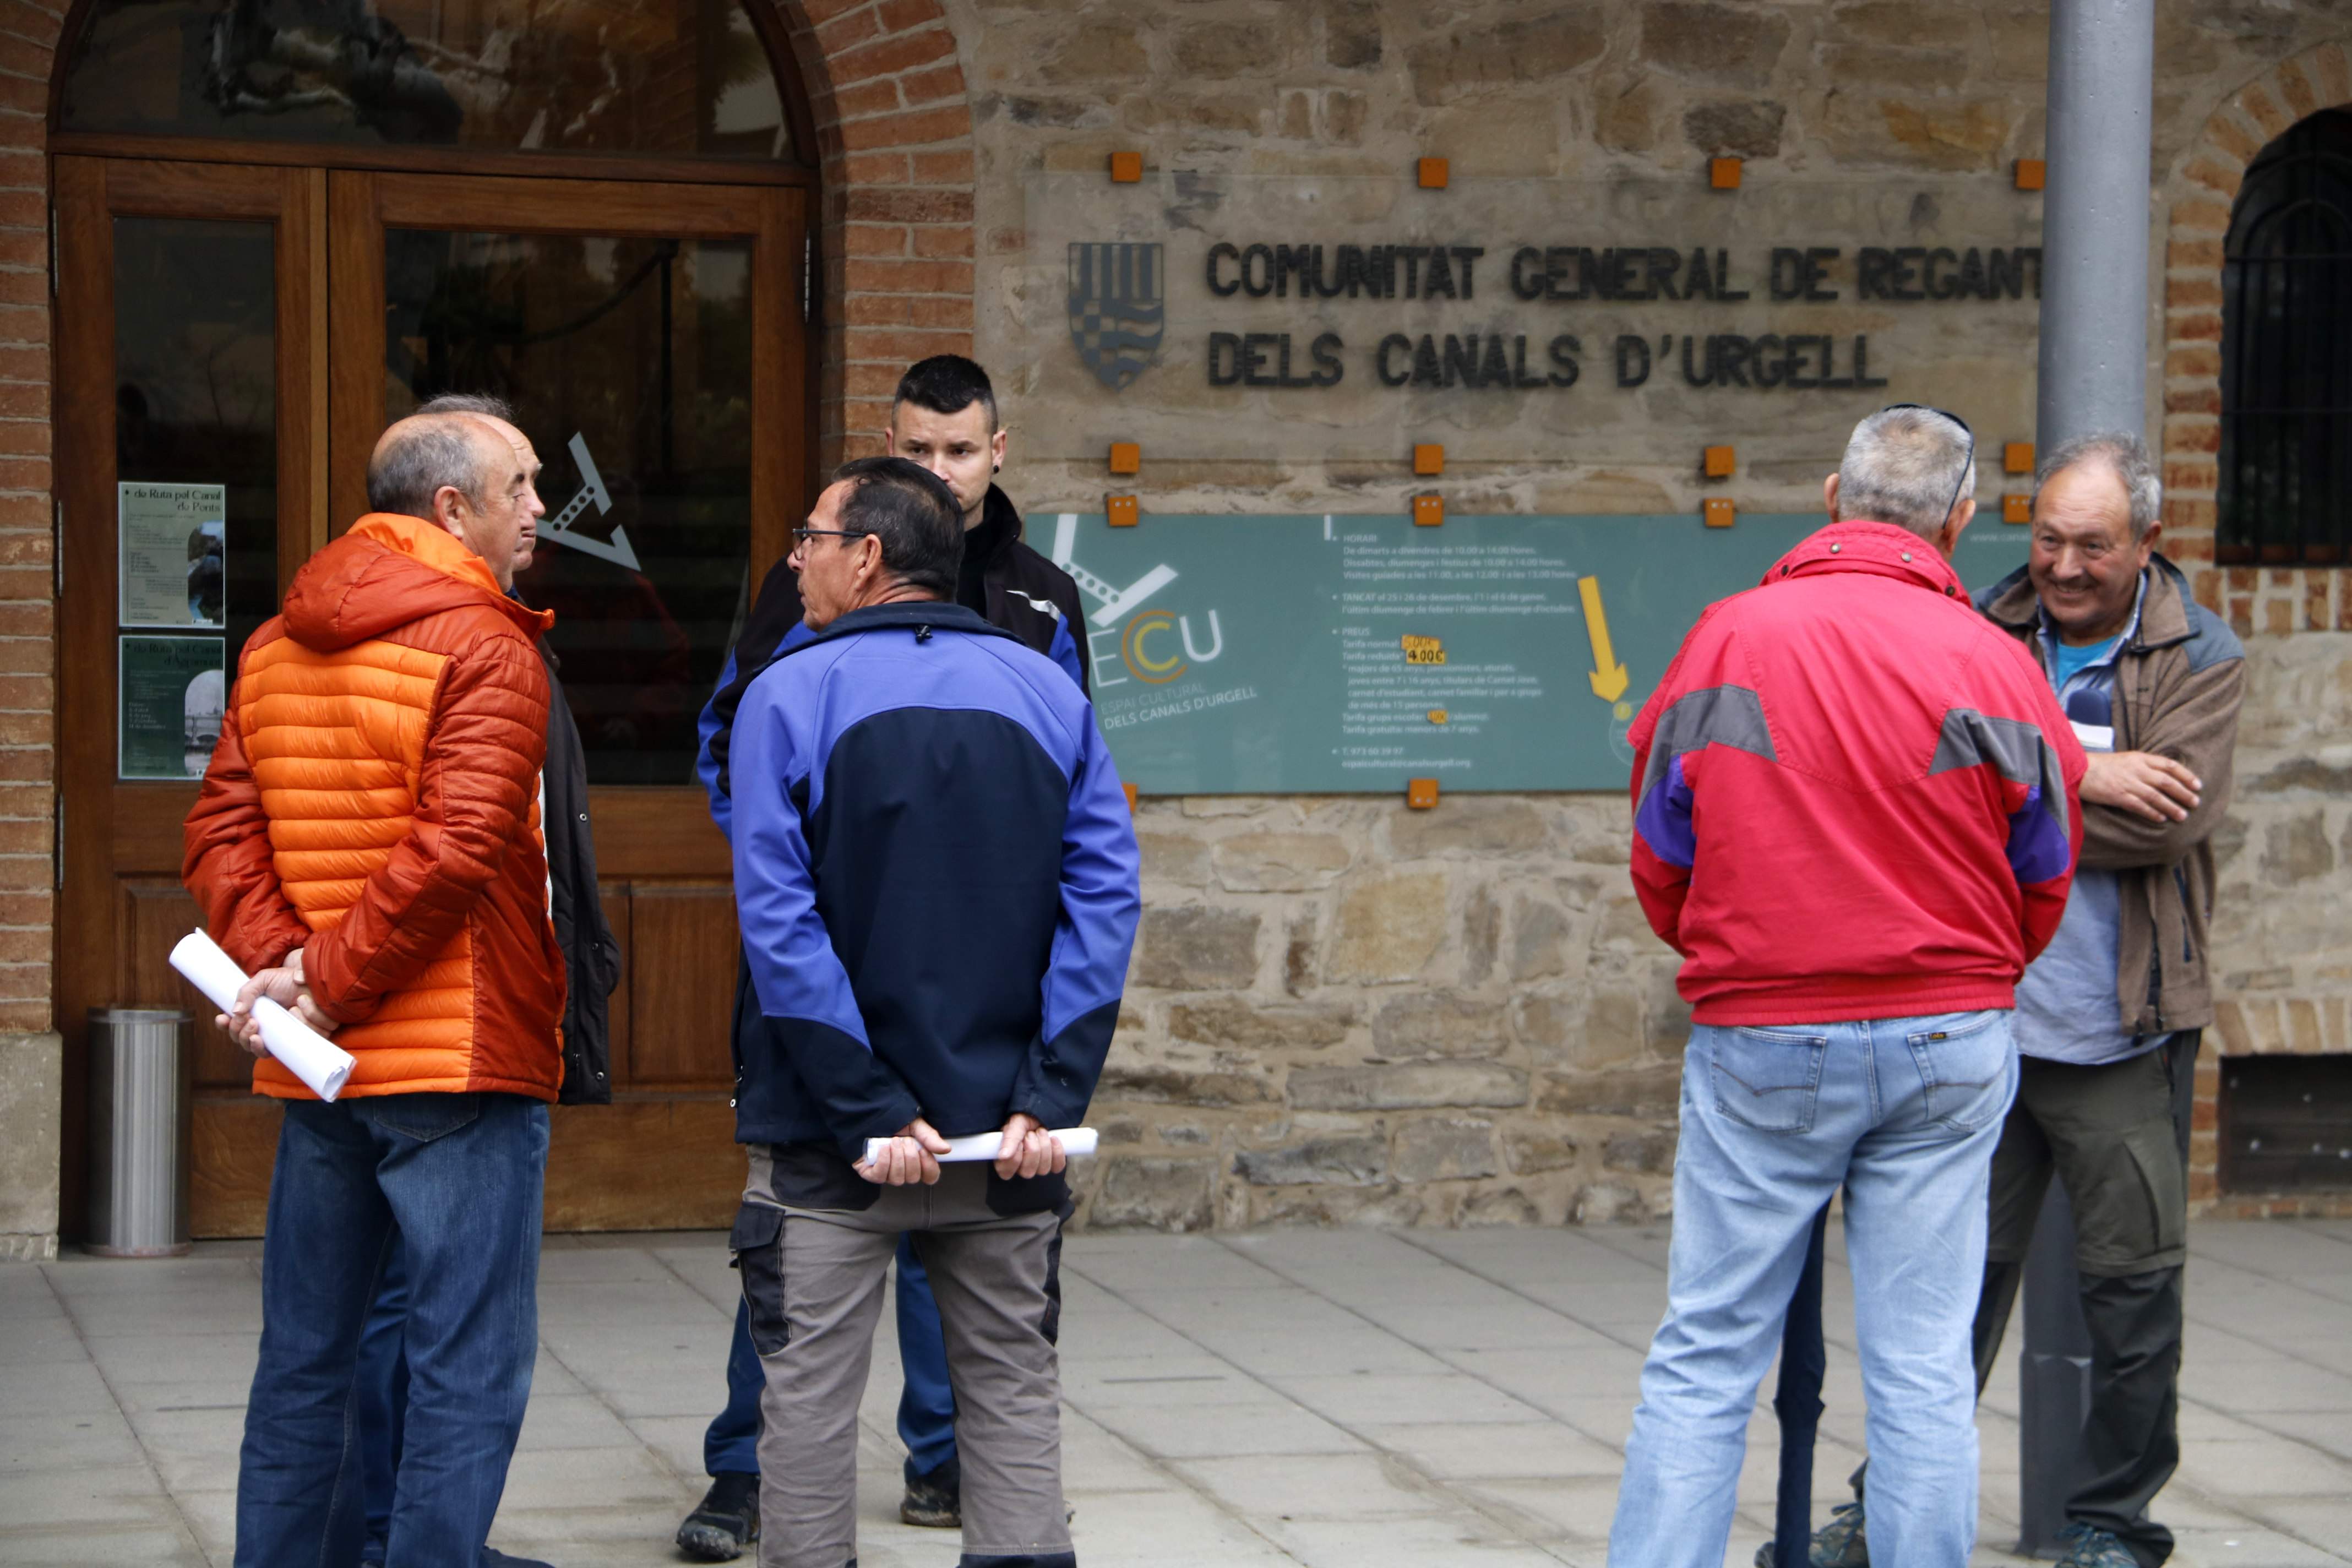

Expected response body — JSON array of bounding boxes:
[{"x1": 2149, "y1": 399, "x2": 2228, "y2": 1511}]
[
  {"x1": 0, "y1": 2, "x2": 53, "y2": 1036},
  {"x1": 2161, "y1": 43, "x2": 2352, "y2": 638},
  {"x1": 767, "y1": 0, "x2": 977, "y2": 466}
]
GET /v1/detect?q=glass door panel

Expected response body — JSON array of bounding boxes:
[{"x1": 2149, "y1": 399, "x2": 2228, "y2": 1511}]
[
  {"x1": 55, "y1": 159, "x2": 326, "y2": 1239},
  {"x1": 382, "y1": 227, "x2": 756, "y2": 783},
  {"x1": 112, "y1": 217, "x2": 277, "y2": 778}
]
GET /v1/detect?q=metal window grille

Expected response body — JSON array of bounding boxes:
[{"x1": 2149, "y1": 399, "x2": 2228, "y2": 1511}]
[{"x1": 2218, "y1": 108, "x2": 2352, "y2": 565}]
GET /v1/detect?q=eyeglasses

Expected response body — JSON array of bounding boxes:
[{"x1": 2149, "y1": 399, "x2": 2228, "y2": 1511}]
[
  {"x1": 1881, "y1": 402, "x2": 1975, "y2": 529},
  {"x1": 792, "y1": 527, "x2": 867, "y2": 546}
]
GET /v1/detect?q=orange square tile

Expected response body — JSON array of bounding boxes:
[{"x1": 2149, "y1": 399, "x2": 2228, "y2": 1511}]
[
  {"x1": 1703, "y1": 444, "x2": 1736, "y2": 478},
  {"x1": 1709, "y1": 157, "x2": 1743, "y2": 190},
  {"x1": 1109, "y1": 441, "x2": 1141, "y2": 475},
  {"x1": 1417, "y1": 157, "x2": 1449, "y2": 189},
  {"x1": 1106, "y1": 494, "x2": 1139, "y2": 527},
  {"x1": 1412, "y1": 493, "x2": 1444, "y2": 527},
  {"x1": 1703, "y1": 497, "x2": 1736, "y2": 529},
  {"x1": 1413, "y1": 443, "x2": 1445, "y2": 477},
  {"x1": 1406, "y1": 778, "x2": 1440, "y2": 809},
  {"x1": 2003, "y1": 493, "x2": 2032, "y2": 525},
  {"x1": 1109, "y1": 151, "x2": 1143, "y2": 183},
  {"x1": 2015, "y1": 159, "x2": 2046, "y2": 191},
  {"x1": 2003, "y1": 441, "x2": 2035, "y2": 475}
]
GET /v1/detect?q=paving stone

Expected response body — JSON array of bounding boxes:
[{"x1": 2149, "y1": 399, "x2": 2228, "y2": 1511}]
[{"x1": 12, "y1": 1222, "x2": 2352, "y2": 1566}]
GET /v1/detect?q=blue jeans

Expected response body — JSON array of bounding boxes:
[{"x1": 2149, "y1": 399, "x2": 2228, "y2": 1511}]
[
  {"x1": 1609, "y1": 1010, "x2": 2017, "y2": 1568},
  {"x1": 704, "y1": 1233, "x2": 958, "y2": 1480},
  {"x1": 357, "y1": 1244, "x2": 410, "y2": 1563},
  {"x1": 235, "y1": 1093, "x2": 548, "y2": 1568}
]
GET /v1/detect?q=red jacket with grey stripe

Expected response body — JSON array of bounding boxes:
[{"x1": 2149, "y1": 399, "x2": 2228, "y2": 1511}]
[{"x1": 1627, "y1": 520, "x2": 2087, "y2": 1026}]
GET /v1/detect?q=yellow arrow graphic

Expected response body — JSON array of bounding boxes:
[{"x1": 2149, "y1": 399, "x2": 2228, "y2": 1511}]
[{"x1": 1579, "y1": 575, "x2": 1630, "y2": 702}]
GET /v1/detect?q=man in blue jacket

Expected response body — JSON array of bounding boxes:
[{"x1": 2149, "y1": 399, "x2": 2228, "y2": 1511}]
[
  {"x1": 729, "y1": 456, "x2": 1138, "y2": 1568},
  {"x1": 680, "y1": 356, "x2": 1091, "y2": 1560}
]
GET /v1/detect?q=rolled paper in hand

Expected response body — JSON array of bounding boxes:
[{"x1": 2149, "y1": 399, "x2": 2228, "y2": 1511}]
[
  {"x1": 862, "y1": 1127, "x2": 1098, "y2": 1166},
  {"x1": 169, "y1": 929, "x2": 355, "y2": 1102}
]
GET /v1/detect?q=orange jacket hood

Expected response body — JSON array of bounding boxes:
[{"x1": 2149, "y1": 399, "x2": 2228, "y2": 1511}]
[{"x1": 282, "y1": 513, "x2": 553, "y2": 652}]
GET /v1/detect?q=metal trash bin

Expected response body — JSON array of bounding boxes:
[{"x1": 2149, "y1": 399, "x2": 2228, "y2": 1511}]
[{"x1": 86, "y1": 1006, "x2": 194, "y2": 1257}]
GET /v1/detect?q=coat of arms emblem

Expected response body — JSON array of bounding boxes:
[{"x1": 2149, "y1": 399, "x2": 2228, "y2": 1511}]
[{"x1": 1068, "y1": 242, "x2": 1164, "y2": 391}]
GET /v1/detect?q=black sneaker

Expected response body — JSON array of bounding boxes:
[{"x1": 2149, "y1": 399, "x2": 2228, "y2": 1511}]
[
  {"x1": 483, "y1": 1552, "x2": 556, "y2": 1568},
  {"x1": 900, "y1": 1455, "x2": 961, "y2": 1528},
  {"x1": 676, "y1": 1473, "x2": 760, "y2": 1562}
]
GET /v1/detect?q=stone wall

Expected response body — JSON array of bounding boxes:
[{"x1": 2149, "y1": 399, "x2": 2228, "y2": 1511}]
[
  {"x1": 922, "y1": 0, "x2": 2352, "y2": 1227},
  {"x1": 1082, "y1": 794, "x2": 1684, "y2": 1228}
]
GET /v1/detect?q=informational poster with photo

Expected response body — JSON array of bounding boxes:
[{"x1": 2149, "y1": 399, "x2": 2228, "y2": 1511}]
[
  {"x1": 118, "y1": 482, "x2": 226, "y2": 629},
  {"x1": 119, "y1": 634, "x2": 225, "y2": 781}
]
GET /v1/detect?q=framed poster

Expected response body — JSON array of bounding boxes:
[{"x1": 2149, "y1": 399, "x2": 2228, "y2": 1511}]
[
  {"x1": 118, "y1": 481, "x2": 226, "y2": 628},
  {"x1": 119, "y1": 633, "x2": 225, "y2": 781}
]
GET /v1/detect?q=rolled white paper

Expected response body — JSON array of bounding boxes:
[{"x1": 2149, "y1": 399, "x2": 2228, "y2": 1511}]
[
  {"x1": 862, "y1": 1128, "x2": 1098, "y2": 1166},
  {"x1": 170, "y1": 929, "x2": 355, "y2": 1102}
]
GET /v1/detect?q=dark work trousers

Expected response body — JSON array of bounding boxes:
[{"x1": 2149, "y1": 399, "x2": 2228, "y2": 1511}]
[
  {"x1": 1972, "y1": 1031, "x2": 2197, "y2": 1568},
  {"x1": 1850, "y1": 1032, "x2": 2196, "y2": 1568},
  {"x1": 734, "y1": 1148, "x2": 1073, "y2": 1568},
  {"x1": 702, "y1": 1235, "x2": 960, "y2": 1480}
]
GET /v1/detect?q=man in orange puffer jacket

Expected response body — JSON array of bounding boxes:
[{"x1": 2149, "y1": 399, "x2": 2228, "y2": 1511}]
[{"x1": 183, "y1": 409, "x2": 565, "y2": 1568}]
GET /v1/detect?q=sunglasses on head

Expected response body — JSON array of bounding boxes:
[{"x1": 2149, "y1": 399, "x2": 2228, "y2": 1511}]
[{"x1": 1881, "y1": 403, "x2": 1975, "y2": 529}]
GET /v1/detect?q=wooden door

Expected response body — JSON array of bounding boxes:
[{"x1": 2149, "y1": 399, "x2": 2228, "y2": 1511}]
[
  {"x1": 325, "y1": 171, "x2": 805, "y2": 1232},
  {"x1": 58, "y1": 160, "x2": 808, "y2": 1235},
  {"x1": 53, "y1": 157, "x2": 329, "y2": 1239}
]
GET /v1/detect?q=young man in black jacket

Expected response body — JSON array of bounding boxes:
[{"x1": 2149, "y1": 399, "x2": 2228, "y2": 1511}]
[{"x1": 678, "y1": 357, "x2": 1092, "y2": 1561}]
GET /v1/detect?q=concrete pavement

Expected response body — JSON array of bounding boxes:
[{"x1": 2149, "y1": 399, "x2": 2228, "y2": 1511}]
[{"x1": 5, "y1": 1217, "x2": 2349, "y2": 1566}]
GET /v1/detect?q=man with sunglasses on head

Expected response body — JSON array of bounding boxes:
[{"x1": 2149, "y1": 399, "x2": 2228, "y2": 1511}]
[
  {"x1": 1809, "y1": 434, "x2": 2240, "y2": 1568},
  {"x1": 677, "y1": 355, "x2": 1087, "y2": 1561},
  {"x1": 1608, "y1": 405, "x2": 2087, "y2": 1568}
]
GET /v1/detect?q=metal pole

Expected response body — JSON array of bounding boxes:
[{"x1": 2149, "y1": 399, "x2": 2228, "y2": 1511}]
[
  {"x1": 2037, "y1": 0, "x2": 2158, "y2": 447},
  {"x1": 2022, "y1": 0, "x2": 2156, "y2": 1554}
]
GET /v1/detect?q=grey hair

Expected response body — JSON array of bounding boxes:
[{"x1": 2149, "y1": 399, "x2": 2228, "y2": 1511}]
[
  {"x1": 366, "y1": 415, "x2": 490, "y2": 520},
  {"x1": 2034, "y1": 432, "x2": 2162, "y2": 540},
  {"x1": 1835, "y1": 406, "x2": 1978, "y2": 539},
  {"x1": 413, "y1": 391, "x2": 518, "y2": 423}
]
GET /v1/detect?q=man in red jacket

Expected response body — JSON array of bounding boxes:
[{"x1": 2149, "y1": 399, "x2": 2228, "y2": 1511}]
[{"x1": 1606, "y1": 406, "x2": 2087, "y2": 1568}]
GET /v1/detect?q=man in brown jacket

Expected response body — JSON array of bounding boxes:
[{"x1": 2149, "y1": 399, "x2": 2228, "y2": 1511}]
[{"x1": 1815, "y1": 432, "x2": 2242, "y2": 1568}]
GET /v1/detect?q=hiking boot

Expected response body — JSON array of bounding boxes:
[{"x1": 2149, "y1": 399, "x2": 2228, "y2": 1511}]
[
  {"x1": 2054, "y1": 1521, "x2": 2138, "y2": 1568},
  {"x1": 900, "y1": 1455, "x2": 961, "y2": 1528},
  {"x1": 1754, "y1": 1500, "x2": 1869, "y2": 1568},
  {"x1": 676, "y1": 1472, "x2": 760, "y2": 1562}
]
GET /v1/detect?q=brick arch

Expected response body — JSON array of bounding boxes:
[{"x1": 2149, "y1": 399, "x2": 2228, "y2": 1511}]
[
  {"x1": 2159, "y1": 40, "x2": 2352, "y2": 637},
  {"x1": 762, "y1": 0, "x2": 978, "y2": 469}
]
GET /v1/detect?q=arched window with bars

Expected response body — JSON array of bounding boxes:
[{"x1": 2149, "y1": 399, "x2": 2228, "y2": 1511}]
[{"x1": 2218, "y1": 108, "x2": 2352, "y2": 564}]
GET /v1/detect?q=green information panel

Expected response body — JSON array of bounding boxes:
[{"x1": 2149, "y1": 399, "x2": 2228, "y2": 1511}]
[
  {"x1": 119, "y1": 633, "x2": 225, "y2": 781},
  {"x1": 1048, "y1": 511, "x2": 2029, "y2": 793}
]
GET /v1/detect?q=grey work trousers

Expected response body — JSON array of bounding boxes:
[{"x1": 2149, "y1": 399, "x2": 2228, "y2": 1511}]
[{"x1": 733, "y1": 1147, "x2": 1074, "y2": 1568}]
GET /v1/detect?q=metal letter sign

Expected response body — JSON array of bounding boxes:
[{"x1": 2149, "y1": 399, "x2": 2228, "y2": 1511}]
[{"x1": 1068, "y1": 242, "x2": 1164, "y2": 391}]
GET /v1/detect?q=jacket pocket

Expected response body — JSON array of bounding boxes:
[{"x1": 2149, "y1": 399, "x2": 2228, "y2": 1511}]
[
  {"x1": 730, "y1": 1202, "x2": 790, "y2": 1356},
  {"x1": 373, "y1": 1092, "x2": 481, "y2": 1144},
  {"x1": 1709, "y1": 1027, "x2": 1827, "y2": 1134},
  {"x1": 1904, "y1": 1011, "x2": 2014, "y2": 1132}
]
